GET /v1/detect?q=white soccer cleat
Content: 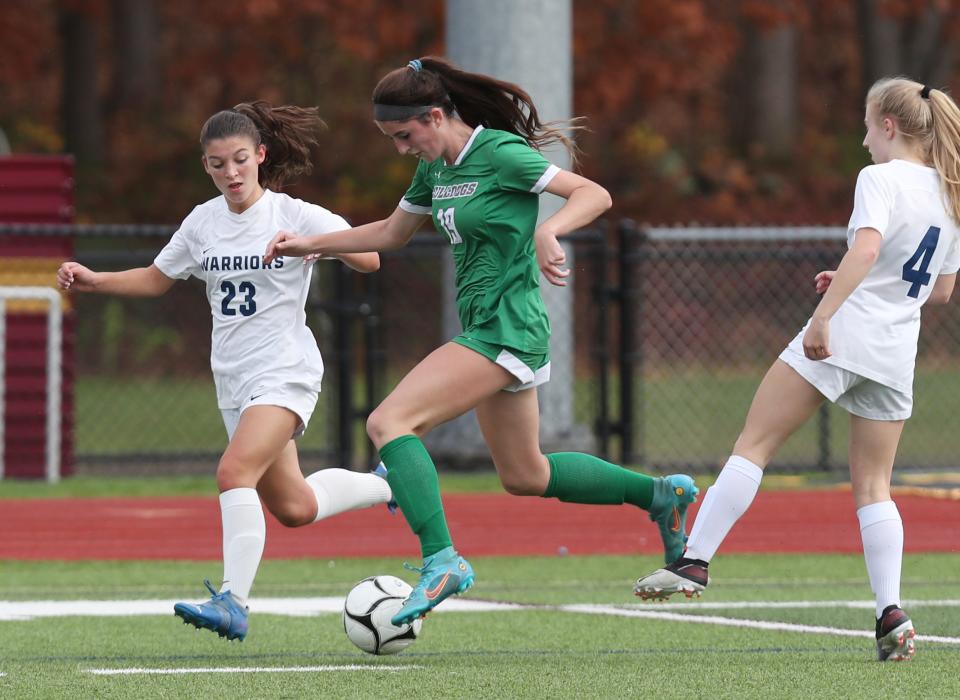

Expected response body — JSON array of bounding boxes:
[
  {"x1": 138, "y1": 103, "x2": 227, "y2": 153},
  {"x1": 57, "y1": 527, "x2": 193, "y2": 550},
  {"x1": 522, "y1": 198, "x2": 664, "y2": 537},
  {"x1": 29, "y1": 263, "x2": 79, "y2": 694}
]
[
  {"x1": 876, "y1": 606, "x2": 916, "y2": 661},
  {"x1": 634, "y1": 559, "x2": 709, "y2": 601}
]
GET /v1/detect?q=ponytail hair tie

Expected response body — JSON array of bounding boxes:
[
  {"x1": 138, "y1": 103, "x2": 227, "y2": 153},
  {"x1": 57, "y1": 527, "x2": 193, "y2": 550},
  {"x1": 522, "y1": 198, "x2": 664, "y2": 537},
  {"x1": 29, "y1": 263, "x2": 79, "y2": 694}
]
[
  {"x1": 921, "y1": 85, "x2": 933, "y2": 99},
  {"x1": 408, "y1": 59, "x2": 423, "y2": 72}
]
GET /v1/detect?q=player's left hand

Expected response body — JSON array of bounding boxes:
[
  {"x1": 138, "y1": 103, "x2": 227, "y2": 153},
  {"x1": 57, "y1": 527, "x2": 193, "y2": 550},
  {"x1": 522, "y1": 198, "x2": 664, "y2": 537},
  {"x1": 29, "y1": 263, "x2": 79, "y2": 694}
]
[
  {"x1": 535, "y1": 229, "x2": 569, "y2": 286},
  {"x1": 814, "y1": 270, "x2": 836, "y2": 294},
  {"x1": 802, "y1": 317, "x2": 831, "y2": 360},
  {"x1": 264, "y1": 230, "x2": 324, "y2": 264}
]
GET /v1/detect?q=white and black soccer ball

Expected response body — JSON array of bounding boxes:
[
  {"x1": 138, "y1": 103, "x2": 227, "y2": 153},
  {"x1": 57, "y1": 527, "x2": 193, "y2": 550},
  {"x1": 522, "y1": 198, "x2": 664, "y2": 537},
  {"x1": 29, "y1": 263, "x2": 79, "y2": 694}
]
[{"x1": 342, "y1": 575, "x2": 422, "y2": 655}]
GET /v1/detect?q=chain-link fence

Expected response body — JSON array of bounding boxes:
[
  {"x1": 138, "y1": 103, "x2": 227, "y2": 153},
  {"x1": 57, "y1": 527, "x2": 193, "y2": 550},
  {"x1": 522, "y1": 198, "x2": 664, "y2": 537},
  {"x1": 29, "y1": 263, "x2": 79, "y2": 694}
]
[
  {"x1": 621, "y1": 223, "x2": 960, "y2": 473},
  {"x1": 3, "y1": 221, "x2": 959, "y2": 476}
]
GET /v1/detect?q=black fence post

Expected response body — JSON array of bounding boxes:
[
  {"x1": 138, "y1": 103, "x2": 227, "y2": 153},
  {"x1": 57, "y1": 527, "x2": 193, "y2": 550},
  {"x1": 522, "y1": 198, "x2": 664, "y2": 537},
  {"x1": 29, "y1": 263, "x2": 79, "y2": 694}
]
[
  {"x1": 817, "y1": 404, "x2": 831, "y2": 471},
  {"x1": 593, "y1": 227, "x2": 611, "y2": 460},
  {"x1": 333, "y1": 264, "x2": 353, "y2": 469},
  {"x1": 361, "y1": 271, "x2": 382, "y2": 469},
  {"x1": 618, "y1": 220, "x2": 637, "y2": 465}
]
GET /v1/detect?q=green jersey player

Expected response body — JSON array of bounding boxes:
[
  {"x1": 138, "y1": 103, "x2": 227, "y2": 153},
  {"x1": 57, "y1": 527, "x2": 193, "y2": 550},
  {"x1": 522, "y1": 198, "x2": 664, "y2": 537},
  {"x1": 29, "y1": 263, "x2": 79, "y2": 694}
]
[{"x1": 265, "y1": 56, "x2": 698, "y2": 625}]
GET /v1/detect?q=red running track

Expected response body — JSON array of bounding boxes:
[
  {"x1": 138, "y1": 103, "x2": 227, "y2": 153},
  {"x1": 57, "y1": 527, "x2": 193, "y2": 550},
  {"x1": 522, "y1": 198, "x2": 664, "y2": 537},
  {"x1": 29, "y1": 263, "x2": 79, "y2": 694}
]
[{"x1": 1, "y1": 490, "x2": 957, "y2": 560}]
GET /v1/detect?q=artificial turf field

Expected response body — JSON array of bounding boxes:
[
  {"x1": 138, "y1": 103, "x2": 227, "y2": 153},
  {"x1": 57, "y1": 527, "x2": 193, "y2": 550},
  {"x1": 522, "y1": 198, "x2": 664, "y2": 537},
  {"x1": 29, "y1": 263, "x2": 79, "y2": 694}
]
[
  {"x1": 1, "y1": 555, "x2": 959, "y2": 698},
  {"x1": 1, "y1": 476, "x2": 958, "y2": 698}
]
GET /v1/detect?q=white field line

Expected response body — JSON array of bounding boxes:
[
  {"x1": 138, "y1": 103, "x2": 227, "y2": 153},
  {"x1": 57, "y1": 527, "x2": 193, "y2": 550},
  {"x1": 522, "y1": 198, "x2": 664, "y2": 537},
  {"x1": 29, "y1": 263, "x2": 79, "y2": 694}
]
[
  {"x1": 2, "y1": 597, "x2": 958, "y2": 646},
  {"x1": 561, "y1": 604, "x2": 960, "y2": 645},
  {"x1": 625, "y1": 599, "x2": 960, "y2": 610},
  {"x1": 85, "y1": 665, "x2": 419, "y2": 676},
  {"x1": 0, "y1": 597, "x2": 521, "y2": 620}
]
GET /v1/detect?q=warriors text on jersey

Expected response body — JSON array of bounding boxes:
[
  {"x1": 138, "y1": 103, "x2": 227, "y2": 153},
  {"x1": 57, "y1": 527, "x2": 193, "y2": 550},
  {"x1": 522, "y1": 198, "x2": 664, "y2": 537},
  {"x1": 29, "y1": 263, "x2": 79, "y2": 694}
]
[
  {"x1": 154, "y1": 189, "x2": 348, "y2": 408},
  {"x1": 398, "y1": 126, "x2": 560, "y2": 353},
  {"x1": 788, "y1": 160, "x2": 960, "y2": 393}
]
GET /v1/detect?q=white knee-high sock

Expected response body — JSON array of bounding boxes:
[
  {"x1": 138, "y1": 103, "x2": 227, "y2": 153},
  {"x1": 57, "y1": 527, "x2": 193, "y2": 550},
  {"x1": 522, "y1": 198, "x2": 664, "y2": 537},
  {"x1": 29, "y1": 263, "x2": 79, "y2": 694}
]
[
  {"x1": 306, "y1": 468, "x2": 393, "y2": 522},
  {"x1": 219, "y1": 487, "x2": 265, "y2": 604},
  {"x1": 684, "y1": 456, "x2": 764, "y2": 562},
  {"x1": 857, "y1": 500, "x2": 903, "y2": 618}
]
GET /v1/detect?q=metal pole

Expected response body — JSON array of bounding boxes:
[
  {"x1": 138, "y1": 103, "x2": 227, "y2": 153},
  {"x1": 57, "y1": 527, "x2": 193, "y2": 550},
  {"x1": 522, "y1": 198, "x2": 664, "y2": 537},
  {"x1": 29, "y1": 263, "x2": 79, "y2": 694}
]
[
  {"x1": 619, "y1": 221, "x2": 638, "y2": 464},
  {"x1": 817, "y1": 404, "x2": 831, "y2": 471},
  {"x1": 0, "y1": 298, "x2": 5, "y2": 479}
]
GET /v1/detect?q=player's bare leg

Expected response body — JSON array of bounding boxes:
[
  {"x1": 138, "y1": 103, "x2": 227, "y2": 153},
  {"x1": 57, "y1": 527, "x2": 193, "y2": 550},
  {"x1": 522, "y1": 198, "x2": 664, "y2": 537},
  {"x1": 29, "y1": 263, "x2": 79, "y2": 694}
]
[
  {"x1": 849, "y1": 414, "x2": 914, "y2": 660},
  {"x1": 636, "y1": 361, "x2": 825, "y2": 600}
]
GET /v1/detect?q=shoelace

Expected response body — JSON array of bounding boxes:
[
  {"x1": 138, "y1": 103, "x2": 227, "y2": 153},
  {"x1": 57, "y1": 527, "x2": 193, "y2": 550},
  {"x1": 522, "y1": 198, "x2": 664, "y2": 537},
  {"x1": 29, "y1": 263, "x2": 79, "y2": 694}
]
[{"x1": 402, "y1": 561, "x2": 429, "y2": 589}]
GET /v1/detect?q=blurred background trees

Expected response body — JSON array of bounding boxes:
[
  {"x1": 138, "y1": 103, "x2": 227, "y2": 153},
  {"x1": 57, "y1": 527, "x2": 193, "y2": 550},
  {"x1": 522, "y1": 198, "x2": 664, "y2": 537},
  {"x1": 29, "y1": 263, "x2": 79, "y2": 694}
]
[{"x1": 2, "y1": 0, "x2": 959, "y2": 226}]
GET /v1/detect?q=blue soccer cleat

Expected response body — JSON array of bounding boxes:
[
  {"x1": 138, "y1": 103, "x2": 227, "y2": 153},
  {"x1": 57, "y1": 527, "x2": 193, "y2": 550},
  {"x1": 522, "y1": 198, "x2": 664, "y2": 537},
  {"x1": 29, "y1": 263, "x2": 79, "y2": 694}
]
[
  {"x1": 372, "y1": 462, "x2": 398, "y2": 514},
  {"x1": 174, "y1": 579, "x2": 249, "y2": 641},
  {"x1": 648, "y1": 474, "x2": 699, "y2": 564},
  {"x1": 391, "y1": 546, "x2": 475, "y2": 625}
]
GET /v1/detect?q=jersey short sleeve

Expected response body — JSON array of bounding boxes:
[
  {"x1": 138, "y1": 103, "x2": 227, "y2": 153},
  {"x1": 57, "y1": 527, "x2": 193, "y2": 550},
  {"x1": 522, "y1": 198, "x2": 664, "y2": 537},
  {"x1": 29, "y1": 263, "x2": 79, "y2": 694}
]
[
  {"x1": 941, "y1": 231, "x2": 960, "y2": 274},
  {"x1": 848, "y1": 166, "x2": 894, "y2": 239},
  {"x1": 154, "y1": 214, "x2": 201, "y2": 280},
  {"x1": 293, "y1": 199, "x2": 350, "y2": 235},
  {"x1": 399, "y1": 159, "x2": 433, "y2": 215},
  {"x1": 490, "y1": 140, "x2": 560, "y2": 194}
]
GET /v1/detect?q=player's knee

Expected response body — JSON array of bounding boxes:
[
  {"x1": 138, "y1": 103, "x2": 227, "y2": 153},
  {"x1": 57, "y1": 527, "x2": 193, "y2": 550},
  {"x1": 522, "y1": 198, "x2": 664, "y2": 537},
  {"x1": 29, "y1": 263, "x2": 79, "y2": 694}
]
[
  {"x1": 366, "y1": 406, "x2": 419, "y2": 445},
  {"x1": 365, "y1": 409, "x2": 387, "y2": 445},
  {"x1": 216, "y1": 458, "x2": 246, "y2": 491},
  {"x1": 850, "y1": 475, "x2": 891, "y2": 509},
  {"x1": 498, "y1": 468, "x2": 546, "y2": 496},
  {"x1": 268, "y1": 501, "x2": 314, "y2": 528}
]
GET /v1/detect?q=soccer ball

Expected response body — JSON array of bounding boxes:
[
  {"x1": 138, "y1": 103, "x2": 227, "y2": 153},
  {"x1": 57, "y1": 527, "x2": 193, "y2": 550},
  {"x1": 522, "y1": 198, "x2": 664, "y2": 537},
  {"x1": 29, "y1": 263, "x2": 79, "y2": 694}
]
[{"x1": 342, "y1": 575, "x2": 422, "y2": 655}]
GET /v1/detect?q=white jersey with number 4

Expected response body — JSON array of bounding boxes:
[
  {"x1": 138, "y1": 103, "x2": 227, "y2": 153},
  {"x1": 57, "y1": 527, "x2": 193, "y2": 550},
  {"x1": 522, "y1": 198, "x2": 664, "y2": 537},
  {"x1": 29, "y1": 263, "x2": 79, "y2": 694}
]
[
  {"x1": 788, "y1": 159, "x2": 960, "y2": 394},
  {"x1": 154, "y1": 189, "x2": 347, "y2": 408}
]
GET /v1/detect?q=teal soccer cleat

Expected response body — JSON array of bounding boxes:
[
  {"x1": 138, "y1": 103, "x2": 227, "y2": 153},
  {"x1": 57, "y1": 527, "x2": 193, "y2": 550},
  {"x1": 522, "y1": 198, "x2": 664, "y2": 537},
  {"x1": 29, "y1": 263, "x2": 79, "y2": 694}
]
[
  {"x1": 391, "y1": 546, "x2": 475, "y2": 625},
  {"x1": 648, "y1": 474, "x2": 699, "y2": 564},
  {"x1": 372, "y1": 462, "x2": 399, "y2": 514},
  {"x1": 174, "y1": 579, "x2": 249, "y2": 641}
]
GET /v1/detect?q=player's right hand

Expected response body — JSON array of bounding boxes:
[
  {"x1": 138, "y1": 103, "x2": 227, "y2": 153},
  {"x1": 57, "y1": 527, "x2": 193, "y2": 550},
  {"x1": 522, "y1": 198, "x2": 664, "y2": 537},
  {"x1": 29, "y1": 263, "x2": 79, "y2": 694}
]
[{"x1": 57, "y1": 261, "x2": 97, "y2": 292}]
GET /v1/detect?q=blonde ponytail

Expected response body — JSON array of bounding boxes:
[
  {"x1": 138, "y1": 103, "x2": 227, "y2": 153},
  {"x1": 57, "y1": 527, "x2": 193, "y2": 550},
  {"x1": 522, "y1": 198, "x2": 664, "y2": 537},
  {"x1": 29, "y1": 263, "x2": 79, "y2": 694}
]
[{"x1": 868, "y1": 77, "x2": 960, "y2": 224}]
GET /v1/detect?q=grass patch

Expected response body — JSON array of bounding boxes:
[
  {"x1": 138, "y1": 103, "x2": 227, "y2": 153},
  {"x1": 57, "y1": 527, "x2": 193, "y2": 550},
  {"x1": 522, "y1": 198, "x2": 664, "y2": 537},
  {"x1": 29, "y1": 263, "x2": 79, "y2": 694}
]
[{"x1": 1, "y1": 554, "x2": 958, "y2": 698}]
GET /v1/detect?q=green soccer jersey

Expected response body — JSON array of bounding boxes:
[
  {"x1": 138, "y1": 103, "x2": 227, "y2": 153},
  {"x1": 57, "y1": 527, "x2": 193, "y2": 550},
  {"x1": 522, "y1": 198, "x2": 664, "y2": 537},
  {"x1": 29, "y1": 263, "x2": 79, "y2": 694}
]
[{"x1": 399, "y1": 126, "x2": 560, "y2": 353}]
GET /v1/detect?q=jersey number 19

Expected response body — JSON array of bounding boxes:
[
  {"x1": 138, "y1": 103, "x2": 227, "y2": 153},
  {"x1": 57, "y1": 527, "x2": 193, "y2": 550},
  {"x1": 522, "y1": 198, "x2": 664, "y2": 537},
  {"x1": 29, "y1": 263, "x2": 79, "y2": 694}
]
[{"x1": 436, "y1": 207, "x2": 463, "y2": 245}]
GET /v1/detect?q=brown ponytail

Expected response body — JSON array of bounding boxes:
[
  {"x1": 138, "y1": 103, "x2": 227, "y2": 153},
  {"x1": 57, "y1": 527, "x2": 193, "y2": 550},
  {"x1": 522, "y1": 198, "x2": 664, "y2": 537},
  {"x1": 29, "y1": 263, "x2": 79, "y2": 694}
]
[
  {"x1": 372, "y1": 56, "x2": 582, "y2": 165},
  {"x1": 199, "y1": 101, "x2": 326, "y2": 190}
]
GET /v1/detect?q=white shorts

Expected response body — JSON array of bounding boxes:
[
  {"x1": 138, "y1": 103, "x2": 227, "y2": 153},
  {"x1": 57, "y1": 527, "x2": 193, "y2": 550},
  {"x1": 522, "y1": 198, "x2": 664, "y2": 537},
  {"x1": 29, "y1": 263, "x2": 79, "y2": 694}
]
[
  {"x1": 779, "y1": 347, "x2": 912, "y2": 421},
  {"x1": 220, "y1": 383, "x2": 319, "y2": 441},
  {"x1": 496, "y1": 350, "x2": 552, "y2": 392}
]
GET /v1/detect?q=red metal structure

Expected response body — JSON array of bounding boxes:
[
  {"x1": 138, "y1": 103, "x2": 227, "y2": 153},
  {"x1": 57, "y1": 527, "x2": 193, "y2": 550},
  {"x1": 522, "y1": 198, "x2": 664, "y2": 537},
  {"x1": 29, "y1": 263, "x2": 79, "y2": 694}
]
[{"x1": 0, "y1": 155, "x2": 75, "y2": 478}]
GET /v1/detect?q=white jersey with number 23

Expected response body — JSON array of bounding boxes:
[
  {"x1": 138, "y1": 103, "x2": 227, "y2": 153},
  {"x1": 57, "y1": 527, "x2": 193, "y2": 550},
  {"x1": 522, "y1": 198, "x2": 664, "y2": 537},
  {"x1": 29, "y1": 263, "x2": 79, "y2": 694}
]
[{"x1": 154, "y1": 189, "x2": 348, "y2": 409}]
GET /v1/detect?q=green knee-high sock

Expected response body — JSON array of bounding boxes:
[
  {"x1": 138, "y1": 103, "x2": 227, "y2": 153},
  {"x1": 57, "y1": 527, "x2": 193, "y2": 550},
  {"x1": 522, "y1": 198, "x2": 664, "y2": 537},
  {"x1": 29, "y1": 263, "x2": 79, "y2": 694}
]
[
  {"x1": 380, "y1": 435, "x2": 453, "y2": 559},
  {"x1": 543, "y1": 452, "x2": 655, "y2": 510}
]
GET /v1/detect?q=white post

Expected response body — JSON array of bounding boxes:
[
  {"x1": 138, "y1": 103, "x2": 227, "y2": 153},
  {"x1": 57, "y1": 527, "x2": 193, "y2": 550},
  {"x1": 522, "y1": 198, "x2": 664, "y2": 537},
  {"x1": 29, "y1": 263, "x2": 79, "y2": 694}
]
[
  {"x1": 0, "y1": 287, "x2": 63, "y2": 483},
  {"x1": 0, "y1": 298, "x2": 5, "y2": 479},
  {"x1": 429, "y1": 0, "x2": 590, "y2": 462}
]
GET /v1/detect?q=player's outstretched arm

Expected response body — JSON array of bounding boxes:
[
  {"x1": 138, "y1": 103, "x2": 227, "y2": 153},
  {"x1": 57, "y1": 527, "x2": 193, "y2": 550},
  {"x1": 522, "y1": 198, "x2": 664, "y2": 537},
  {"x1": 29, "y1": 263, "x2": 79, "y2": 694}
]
[
  {"x1": 264, "y1": 207, "x2": 428, "y2": 264},
  {"x1": 334, "y1": 252, "x2": 381, "y2": 274},
  {"x1": 57, "y1": 262, "x2": 175, "y2": 297}
]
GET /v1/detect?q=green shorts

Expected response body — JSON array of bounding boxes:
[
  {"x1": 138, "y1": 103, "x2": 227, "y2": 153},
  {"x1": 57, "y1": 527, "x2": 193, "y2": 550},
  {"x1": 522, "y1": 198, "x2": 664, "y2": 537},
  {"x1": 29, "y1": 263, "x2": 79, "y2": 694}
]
[{"x1": 452, "y1": 335, "x2": 551, "y2": 392}]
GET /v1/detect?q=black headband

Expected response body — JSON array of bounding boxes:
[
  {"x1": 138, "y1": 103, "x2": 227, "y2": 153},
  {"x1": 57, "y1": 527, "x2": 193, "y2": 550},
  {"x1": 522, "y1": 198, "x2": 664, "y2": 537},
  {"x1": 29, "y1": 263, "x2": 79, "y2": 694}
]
[
  {"x1": 372, "y1": 103, "x2": 434, "y2": 121},
  {"x1": 921, "y1": 85, "x2": 933, "y2": 99}
]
